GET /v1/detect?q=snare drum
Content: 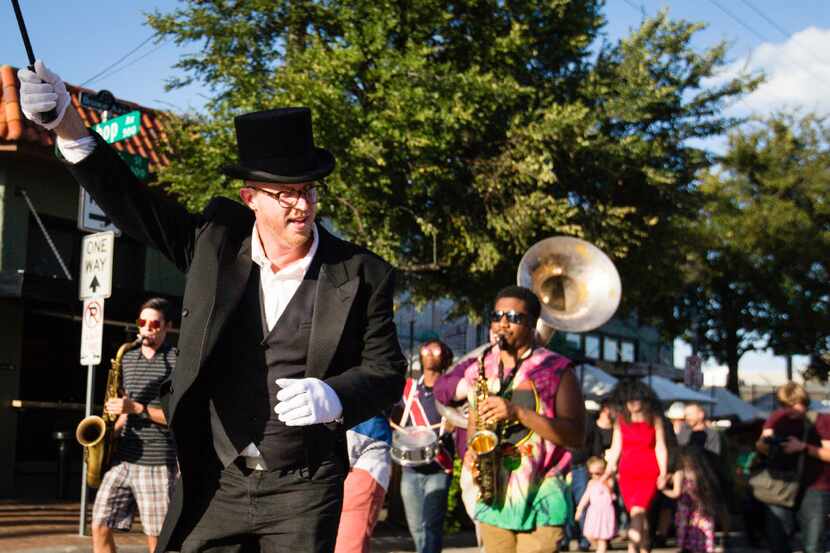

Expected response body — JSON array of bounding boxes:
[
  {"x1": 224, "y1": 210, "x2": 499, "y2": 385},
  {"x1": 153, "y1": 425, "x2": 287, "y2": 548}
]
[{"x1": 390, "y1": 426, "x2": 438, "y2": 467}]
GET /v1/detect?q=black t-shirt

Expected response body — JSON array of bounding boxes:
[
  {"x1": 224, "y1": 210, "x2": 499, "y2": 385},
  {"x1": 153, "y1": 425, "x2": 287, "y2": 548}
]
[{"x1": 572, "y1": 419, "x2": 614, "y2": 466}]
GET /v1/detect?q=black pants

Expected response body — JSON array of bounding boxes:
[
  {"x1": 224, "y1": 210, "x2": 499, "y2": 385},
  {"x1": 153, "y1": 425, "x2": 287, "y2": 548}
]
[{"x1": 180, "y1": 458, "x2": 345, "y2": 553}]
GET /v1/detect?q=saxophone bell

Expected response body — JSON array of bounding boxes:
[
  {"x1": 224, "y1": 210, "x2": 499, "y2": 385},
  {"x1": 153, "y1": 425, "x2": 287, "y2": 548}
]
[{"x1": 76, "y1": 336, "x2": 143, "y2": 489}]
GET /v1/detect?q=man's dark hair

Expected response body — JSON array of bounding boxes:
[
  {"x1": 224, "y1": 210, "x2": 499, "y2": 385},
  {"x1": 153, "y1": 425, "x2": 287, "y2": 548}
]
[
  {"x1": 140, "y1": 297, "x2": 173, "y2": 323},
  {"x1": 494, "y1": 285, "x2": 541, "y2": 324}
]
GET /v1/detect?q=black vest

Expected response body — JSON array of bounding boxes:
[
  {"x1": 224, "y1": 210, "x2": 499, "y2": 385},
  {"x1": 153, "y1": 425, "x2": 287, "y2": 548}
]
[{"x1": 207, "y1": 256, "x2": 320, "y2": 470}]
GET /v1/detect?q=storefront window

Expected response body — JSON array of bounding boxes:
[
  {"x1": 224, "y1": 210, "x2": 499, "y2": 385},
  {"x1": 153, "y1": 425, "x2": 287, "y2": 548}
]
[
  {"x1": 585, "y1": 335, "x2": 600, "y2": 359},
  {"x1": 565, "y1": 333, "x2": 582, "y2": 351},
  {"x1": 621, "y1": 340, "x2": 636, "y2": 362},
  {"x1": 603, "y1": 337, "x2": 618, "y2": 361}
]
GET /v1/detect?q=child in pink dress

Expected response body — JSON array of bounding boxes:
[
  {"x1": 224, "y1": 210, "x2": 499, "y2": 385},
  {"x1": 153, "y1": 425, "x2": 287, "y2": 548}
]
[{"x1": 575, "y1": 457, "x2": 617, "y2": 553}]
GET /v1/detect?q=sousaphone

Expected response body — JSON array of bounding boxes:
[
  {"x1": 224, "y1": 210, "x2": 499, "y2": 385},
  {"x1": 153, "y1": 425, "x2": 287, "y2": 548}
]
[{"x1": 518, "y1": 235, "x2": 621, "y2": 335}]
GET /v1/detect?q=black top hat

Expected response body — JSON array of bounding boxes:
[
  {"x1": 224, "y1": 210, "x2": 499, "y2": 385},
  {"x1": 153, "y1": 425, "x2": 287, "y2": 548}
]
[{"x1": 222, "y1": 107, "x2": 335, "y2": 183}]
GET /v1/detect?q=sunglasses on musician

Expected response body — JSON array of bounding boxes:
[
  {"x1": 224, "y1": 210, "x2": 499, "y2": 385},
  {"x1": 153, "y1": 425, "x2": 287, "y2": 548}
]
[
  {"x1": 489, "y1": 310, "x2": 529, "y2": 325},
  {"x1": 136, "y1": 318, "x2": 162, "y2": 330},
  {"x1": 420, "y1": 345, "x2": 443, "y2": 357}
]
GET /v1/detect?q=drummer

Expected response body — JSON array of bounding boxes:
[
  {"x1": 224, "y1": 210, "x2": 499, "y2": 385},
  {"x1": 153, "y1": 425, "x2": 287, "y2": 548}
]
[{"x1": 394, "y1": 339, "x2": 455, "y2": 553}]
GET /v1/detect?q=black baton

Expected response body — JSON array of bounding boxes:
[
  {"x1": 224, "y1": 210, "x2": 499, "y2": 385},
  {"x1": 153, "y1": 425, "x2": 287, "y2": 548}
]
[{"x1": 10, "y1": 0, "x2": 58, "y2": 124}]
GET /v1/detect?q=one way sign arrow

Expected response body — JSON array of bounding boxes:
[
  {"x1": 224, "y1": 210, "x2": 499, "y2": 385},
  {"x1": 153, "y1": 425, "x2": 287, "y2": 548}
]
[{"x1": 89, "y1": 276, "x2": 100, "y2": 294}]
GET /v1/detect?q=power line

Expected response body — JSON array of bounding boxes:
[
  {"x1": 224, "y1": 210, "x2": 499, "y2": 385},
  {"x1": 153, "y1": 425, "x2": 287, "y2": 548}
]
[
  {"x1": 708, "y1": 0, "x2": 830, "y2": 90},
  {"x1": 707, "y1": 0, "x2": 769, "y2": 44},
  {"x1": 736, "y1": 0, "x2": 830, "y2": 67},
  {"x1": 736, "y1": 0, "x2": 791, "y2": 40},
  {"x1": 79, "y1": 33, "x2": 159, "y2": 88},
  {"x1": 84, "y1": 40, "x2": 167, "y2": 87},
  {"x1": 622, "y1": 0, "x2": 645, "y2": 16}
]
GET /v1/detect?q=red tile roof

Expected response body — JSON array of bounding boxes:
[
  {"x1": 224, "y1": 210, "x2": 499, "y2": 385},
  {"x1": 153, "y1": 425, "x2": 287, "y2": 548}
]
[{"x1": 0, "y1": 64, "x2": 169, "y2": 168}]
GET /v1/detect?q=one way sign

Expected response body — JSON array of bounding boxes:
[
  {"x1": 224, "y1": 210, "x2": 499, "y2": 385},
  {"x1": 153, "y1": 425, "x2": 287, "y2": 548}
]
[
  {"x1": 77, "y1": 187, "x2": 121, "y2": 236},
  {"x1": 79, "y1": 231, "x2": 115, "y2": 300}
]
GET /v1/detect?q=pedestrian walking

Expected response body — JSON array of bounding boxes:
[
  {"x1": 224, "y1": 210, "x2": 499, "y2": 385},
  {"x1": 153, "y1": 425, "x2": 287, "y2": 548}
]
[
  {"x1": 603, "y1": 380, "x2": 668, "y2": 553},
  {"x1": 575, "y1": 457, "x2": 616, "y2": 553},
  {"x1": 662, "y1": 446, "x2": 724, "y2": 553}
]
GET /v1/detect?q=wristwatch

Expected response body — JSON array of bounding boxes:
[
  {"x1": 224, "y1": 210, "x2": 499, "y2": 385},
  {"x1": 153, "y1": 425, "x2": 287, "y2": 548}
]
[{"x1": 138, "y1": 406, "x2": 150, "y2": 421}]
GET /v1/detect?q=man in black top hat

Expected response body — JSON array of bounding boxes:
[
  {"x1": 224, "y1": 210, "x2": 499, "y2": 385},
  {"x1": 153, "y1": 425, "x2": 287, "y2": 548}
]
[{"x1": 19, "y1": 61, "x2": 407, "y2": 553}]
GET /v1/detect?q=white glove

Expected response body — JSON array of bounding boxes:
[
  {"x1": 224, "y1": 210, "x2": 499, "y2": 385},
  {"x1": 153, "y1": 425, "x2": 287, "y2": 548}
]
[
  {"x1": 274, "y1": 378, "x2": 343, "y2": 426},
  {"x1": 17, "y1": 60, "x2": 71, "y2": 130}
]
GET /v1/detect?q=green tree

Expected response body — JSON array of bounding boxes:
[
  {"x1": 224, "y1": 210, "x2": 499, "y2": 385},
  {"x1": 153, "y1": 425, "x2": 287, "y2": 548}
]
[
  {"x1": 679, "y1": 113, "x2": 830, "y2": 391},
  {"x1": 147, "y1": 2, "x2": 754, "y2": 319}
]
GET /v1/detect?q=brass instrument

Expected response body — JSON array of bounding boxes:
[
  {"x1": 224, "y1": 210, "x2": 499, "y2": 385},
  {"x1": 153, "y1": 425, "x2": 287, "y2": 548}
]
[
  {"x1": 468, "y1": 336, "x2": 506, "y2": 504},
  {"x1": 75, "y1": 336, "x2": 143, "y2": 488},
  {"x1": 517, "y1": 236, "x2": 621, "y2": 335}
]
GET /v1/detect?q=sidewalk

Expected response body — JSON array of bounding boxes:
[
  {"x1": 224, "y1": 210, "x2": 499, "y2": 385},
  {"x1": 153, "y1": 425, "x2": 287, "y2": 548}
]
[
  {"x1": 0, "y1": 500, "x2": 146, "y2": 553},
  {"x1": 0, "y1": 500, "x2": 772, "y2": 553}
]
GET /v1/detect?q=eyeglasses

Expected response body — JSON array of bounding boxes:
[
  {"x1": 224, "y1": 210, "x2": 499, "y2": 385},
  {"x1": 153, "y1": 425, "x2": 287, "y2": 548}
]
[
  {"x1": 254, "y1": 184, "x2": 320, "y2": 208},
  {"x1": 489, "y1": 310, "x2": 529, "y2": 326},
  {"x1": 136, "y1": 318, "x2": 162, "y2": 331}
]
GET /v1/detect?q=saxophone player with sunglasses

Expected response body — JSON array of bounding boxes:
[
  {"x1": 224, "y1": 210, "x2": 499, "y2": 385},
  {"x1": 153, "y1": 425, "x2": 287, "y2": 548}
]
[
  {"x1": 458, "y1": 286, "x2": 585, "y2": 553},
  {"x1": 93, "y1": 298, "x2": 178, "y2": 553}
]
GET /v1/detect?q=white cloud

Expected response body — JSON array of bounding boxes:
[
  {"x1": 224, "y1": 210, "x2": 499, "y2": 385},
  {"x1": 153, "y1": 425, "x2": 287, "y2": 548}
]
[{"x1": 710, "y1": 26, "x2": 830, "y2": 117}]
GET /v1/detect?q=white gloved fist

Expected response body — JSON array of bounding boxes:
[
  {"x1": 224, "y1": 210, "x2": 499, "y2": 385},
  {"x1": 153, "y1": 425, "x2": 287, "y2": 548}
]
[
  {"x1": 17, "y1": 60, "x2": 71, "y2": 130},
  {"x1": 274, "y1": 378, "x2": 343, "y2": 426}
]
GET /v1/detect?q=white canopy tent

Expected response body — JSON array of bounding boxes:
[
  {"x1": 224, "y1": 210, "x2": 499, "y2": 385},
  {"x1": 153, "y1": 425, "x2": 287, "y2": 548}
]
[
  {"x1": 575, "y1": 363, "x2": 618, "y2": 399},
  {"x1": 699, "y1": 387, "x2": 765, "y2": 422},
  {"x1": 640, "y1": 375, "x2": 715, "y2": 404}
]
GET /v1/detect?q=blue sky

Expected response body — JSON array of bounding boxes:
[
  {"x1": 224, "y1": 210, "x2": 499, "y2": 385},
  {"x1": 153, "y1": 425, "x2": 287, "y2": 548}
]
[{"x1": 2, "y1": 0, "x2": 826, "y2": 384}]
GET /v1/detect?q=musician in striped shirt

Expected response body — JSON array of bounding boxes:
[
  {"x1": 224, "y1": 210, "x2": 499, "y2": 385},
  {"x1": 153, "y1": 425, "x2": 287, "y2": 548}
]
[{"x1": 92, "y1": 297, "x2": 178, "y2": 553}]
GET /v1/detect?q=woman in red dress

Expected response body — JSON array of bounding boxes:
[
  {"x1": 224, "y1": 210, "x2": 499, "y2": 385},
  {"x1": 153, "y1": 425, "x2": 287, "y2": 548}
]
[{"x1": 602, "y1": 381, "x2": 668, "y2": 553}]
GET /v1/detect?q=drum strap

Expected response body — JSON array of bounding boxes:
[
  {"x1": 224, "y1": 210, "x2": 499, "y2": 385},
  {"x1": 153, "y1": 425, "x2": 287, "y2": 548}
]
[
  {"x1": 401, "y1": 378, "x2": 454, "y2": 473},
  {"x1": 401, "y1": 377, "x2": 431, "y2": 427}
]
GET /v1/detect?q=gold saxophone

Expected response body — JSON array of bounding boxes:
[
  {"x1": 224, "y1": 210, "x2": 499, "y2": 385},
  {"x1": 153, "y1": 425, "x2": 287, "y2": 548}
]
[
  {"x1": 468, "y1": 335, "x2": 506, "y2": 504},
  {"x1": 75, "y1": 336, "x2": 143, "y2": 488}
]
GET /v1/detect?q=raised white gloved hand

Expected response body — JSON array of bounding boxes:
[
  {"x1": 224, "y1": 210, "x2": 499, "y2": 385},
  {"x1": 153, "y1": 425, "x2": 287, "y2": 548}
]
[
  {"x1": 274, "y1": 378, "x2": 343, "y2": 426},
  {"x1": 17, "y1": 60, "x2": 71, "y2": 130}
]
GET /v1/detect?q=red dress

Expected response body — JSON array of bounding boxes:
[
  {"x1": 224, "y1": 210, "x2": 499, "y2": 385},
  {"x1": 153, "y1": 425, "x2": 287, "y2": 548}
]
[{"x1": 617, "y1": 418, "x2": 659, "y2": 512}]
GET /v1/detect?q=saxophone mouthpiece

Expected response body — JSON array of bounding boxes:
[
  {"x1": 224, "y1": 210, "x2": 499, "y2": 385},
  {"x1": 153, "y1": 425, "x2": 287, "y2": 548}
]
[{"x1": 496, "y1": 334, "x2": 507, "y2": 349}]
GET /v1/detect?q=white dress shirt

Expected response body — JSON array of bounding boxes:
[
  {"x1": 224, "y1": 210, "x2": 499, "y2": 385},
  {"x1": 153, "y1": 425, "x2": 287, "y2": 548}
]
[
  {"x1": 240, "y1": 222, "x2": 319, "y2": 465},
  {"x1": 250, "y1": 223, "x2": 319, "y2": 331}
]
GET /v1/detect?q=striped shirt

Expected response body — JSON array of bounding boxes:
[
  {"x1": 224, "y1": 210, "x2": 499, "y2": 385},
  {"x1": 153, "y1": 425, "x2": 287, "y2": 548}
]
[{"x1": 116, "y1": 343, "x2": 177, "y2": 466}]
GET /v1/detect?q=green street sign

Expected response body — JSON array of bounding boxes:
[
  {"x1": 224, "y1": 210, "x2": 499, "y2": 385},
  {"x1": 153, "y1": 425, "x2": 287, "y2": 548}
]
[
  {"x1": 93, "y1": 110, "x2": 141, "y2": 144},
  {"x1": 117, "y1": 151, "x2": 150, "y2": 181}
]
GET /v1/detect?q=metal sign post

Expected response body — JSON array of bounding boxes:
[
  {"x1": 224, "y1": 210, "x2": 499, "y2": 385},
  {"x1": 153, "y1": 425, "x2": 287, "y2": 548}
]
[
  {"x1": 78, "y1": 360, "x2": 96, "y2": 536},
  {"x1": 77, "y1": 232, "x2": 114, "y2": 536}
]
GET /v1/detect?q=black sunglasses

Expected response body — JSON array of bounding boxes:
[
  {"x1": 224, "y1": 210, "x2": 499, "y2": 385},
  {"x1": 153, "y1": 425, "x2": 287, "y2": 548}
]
[{"x1": 489, "y1": 310, "x2": 529, "y2": 325}]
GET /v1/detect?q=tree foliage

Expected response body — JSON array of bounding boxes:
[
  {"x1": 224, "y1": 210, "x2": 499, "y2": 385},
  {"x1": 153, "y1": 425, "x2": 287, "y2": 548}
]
[
  {"x1": 677, "y1": 113, "x2": 830, "y2": 391},
  {"x1": 147, "y1": 1, "x2": 754, "y2": 318}
]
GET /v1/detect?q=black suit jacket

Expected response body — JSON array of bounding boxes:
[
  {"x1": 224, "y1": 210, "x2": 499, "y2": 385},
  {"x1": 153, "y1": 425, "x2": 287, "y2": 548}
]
[{"x1": 65, "y1": 135, "x2": 406, "y2": 551}]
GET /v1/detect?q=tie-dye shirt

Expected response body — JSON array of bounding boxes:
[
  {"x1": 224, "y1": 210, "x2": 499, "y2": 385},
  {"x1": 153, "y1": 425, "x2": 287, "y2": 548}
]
[{"x1": 461, "y1": 345, "x2": 573, "y2": 531}]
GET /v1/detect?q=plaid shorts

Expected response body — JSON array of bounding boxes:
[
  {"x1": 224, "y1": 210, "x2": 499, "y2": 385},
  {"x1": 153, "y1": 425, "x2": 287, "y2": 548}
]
[{"x1": 92, "y1": 461, "x2": 177, "y2": 536}]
